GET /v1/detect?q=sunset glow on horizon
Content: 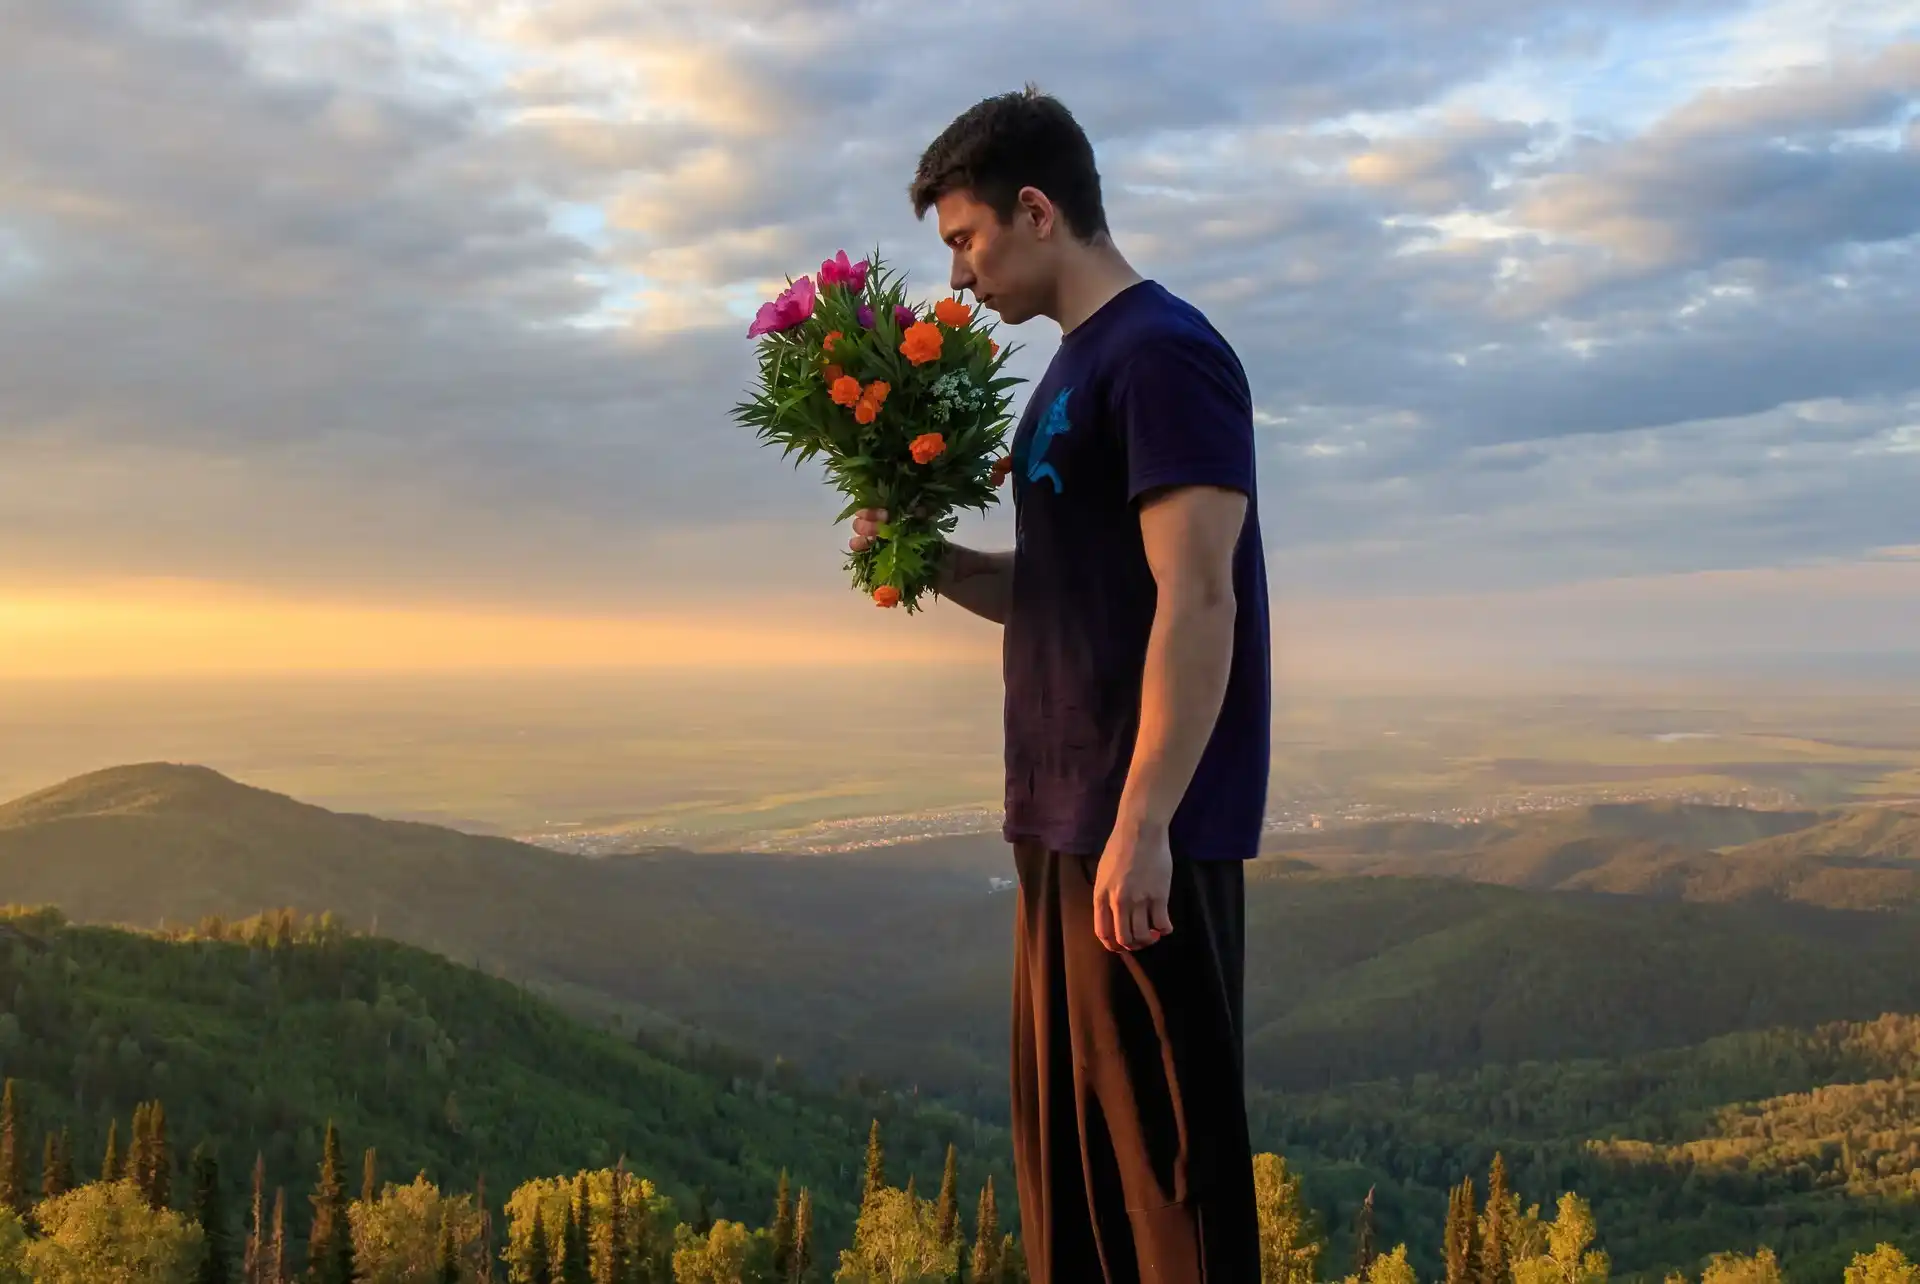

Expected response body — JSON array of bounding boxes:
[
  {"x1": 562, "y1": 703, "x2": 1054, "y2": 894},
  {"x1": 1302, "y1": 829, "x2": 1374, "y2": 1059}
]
[{"x1": 0, "y1": 579, "x2": 996, "y2": 678}]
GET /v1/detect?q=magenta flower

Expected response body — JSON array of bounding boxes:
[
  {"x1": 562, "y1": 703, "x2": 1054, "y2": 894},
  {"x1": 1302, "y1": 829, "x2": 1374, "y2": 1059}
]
[
  {"x1": 818, "y1": 250, "x2": 871, "y2": 294},
  {"x1": 856, "y1": 304, "x2": 875, "y2": 329},
  {"x1": 746, "y1": 275, "x2": 817, "y2": 338},
  {"x1": 894, "y1": 304, "x2": 917, "y2": 328}
]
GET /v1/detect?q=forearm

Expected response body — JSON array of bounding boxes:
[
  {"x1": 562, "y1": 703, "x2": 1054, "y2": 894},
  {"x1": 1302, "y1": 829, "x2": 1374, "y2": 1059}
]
[
  {"x1": 1114, "y1": 588, "x2": 1237, "y2": 834},
  {"x1": 932, "y1": 543, "x2": 1014, "y2": 625}
]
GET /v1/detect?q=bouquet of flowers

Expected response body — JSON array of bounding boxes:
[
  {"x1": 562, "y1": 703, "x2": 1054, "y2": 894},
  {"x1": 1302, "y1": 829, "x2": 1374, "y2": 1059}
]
[{"x1": 731, "y1": 249, "x2": 1024, "y2": 612}]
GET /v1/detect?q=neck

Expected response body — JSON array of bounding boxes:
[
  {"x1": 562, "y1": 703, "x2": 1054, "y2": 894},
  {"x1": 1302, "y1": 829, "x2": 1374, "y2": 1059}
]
[{"x1": 1050, "y1": 236, "x2": 1144, "y2": 335}]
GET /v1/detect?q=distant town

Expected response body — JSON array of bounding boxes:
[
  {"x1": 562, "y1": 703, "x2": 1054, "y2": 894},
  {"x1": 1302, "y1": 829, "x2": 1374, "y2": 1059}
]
[{"x1": 512, "y1": 783, "x2": 1807, "y2": 857}]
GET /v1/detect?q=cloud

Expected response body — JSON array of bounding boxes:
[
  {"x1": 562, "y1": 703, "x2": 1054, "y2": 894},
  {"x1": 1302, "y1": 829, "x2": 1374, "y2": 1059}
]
[{"x1": 2, "y1": 0, "x2": 1918, "y2": 646}]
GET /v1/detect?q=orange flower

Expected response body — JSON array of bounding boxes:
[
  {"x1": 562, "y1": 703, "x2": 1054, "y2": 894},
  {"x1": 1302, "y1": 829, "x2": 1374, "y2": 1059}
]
[
  {"x1": 934, "y1": 297, "x2": 972, "y2": 328},
  {"x1": 822, "y1": 363, "x2": 845, "y2": 384},
  {"x1": 822, "y1": 330, "x2": 844, "y2": 355},
  {"x1": 872, "y1": 585, "x2": 901, "y2": 608},
  {"x1": 990, "y1": 455, "x2": 1013, "y2": 487},
  {"x1": 899, "y1": 320, "x2": 943, "y2": 365},
  {"x1": 851, "y1": 381, "x2": 888, "y2": 424},
  {"x1": 989, "y1": 340, "x2": 1000, "y2": 357},
  {"x1": 910, "y1": 432, "x2": 947, "y2": 465},
  {"x1": 830, "y1": 374, "x2": 862, "y2": 406}
]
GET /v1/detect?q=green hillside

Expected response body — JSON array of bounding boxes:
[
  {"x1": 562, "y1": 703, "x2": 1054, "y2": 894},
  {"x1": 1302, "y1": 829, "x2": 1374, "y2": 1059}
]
[
  {"x1": 1252, "y1": 1014, "x2": 1920, "y2": 1283},
  {"x1": 0, "y1": 763, "x2": 1014, "y2": 1096},
  {"x1": 8, "y1": 768, "x2": 1920, "y2": 1280},
  {"x1": 0, "y1": 904, "x2": 1011, "y2": 1257},
  {"x1": 1235, "y1": 868, "x2": 1920, "y2": 1090},
  {"x1": 11, "y1": 767, "x2": 1920, "y2": 1119}
]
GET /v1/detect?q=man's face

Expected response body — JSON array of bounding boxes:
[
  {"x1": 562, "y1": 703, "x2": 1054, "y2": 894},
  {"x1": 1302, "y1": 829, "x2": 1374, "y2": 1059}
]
[{"x1": 933, "y1": 188, "x2": 1054, "y2": 325}]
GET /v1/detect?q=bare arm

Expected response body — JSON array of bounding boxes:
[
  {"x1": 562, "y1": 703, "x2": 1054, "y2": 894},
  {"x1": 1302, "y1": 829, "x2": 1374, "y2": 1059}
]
[
  {"x1": 931, "y1": 542, "x2": 1013, "y2": 626},
  {"x1": 1093, "y1": 483, "x2": 1246, "y2": 952},
  {"x1": 1115, "y1": 484, "x2": 1244, "y2": 831}
]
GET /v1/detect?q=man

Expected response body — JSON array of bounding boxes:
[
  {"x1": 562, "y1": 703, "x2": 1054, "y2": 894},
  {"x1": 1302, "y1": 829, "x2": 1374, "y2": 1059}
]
[{"x1": 850, "y1": 87, "x2": 1271, "y2": 1283}]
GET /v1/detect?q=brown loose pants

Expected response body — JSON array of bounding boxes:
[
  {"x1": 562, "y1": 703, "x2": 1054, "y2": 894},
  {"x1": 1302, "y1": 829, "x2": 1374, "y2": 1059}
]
[{"x1": 1009, "y1": 841, "x2": 1260, "y2": 1284}]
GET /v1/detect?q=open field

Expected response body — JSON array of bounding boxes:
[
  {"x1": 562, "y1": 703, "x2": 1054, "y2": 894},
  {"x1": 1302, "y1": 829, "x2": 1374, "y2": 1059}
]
[{"x1": 3, "y1": 668, "x2": 1917, "y2": 850}]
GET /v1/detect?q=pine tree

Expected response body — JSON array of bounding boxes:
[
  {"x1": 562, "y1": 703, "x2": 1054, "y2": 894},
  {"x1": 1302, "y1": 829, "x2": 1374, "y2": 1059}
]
[
  {"x1": 307, "y1": 1121, "x2": 354, "y2": 1284},
  {"x1": 129, "y1": 1102, "x2": 153, "y2": 1202},
  {"x1": 437, "y1": 1210, "x2": 461, "y2": 1284},
  {"x1": 1481, "y1": 1154, "x2": 1512, "y2": 1284},
  {"x1": 1355, "y1": 1186, "x2": 1377, "y2": 1277},
  {"x1": 101, "y1": 1118, "x2": 123, "y2": 1183},
  {"x1": 41, "y1": 1130, "x2": 66, "y2": 1201},
  {"x1": 478, "y1": 1173, "x2": 494, "y2": 1284},
  {"x1": 771, "y1": 1170, "x2": 795, "y2": 1280},
  {"x1": 528, "y1": 1211, "x2": 554, "y2": 1284},
  {"x1": 192, "y1": 1144, "x2": 232, "y2": 1284},
  {"x1": 244, "y1": 1155, "x2": 265, "y2": 1284},
  {"x1": 861, "y1": 1118, "x2": 885, "y2": 1208},
  {"x1": 970, "y1": 1178, "x2": 1000, "y2": 1284},
  {"x1": 269, "y1": 1187, "x2": 288, "y2": 1284},
  {"x1": 361, "y1": 1147, "x2": 379, "y2": 1207},
  {"x1": 999, "y1": 1232, "x2": 1027, "y2": 1284},
  {"x1": 54, "y1": 1127, "x2": 74, "y2": 1194},
  {"x1": 563, "y1": 1175, "x2": 591, "y2": 1284},
  {"x1": 935, "y1": 1145, "x2": 960, "y2": 1247},
  {"x1": 1446, "y1": 1178, "x2": 1480, "y2": 1284},
  {"x1": 0, "y1": 1079, "x2": 24, "y2": 1215},
  {"x1": 1254, "y1": 1152, "x2": 1322, "y2": 1284},
  {"x1": 146, "y1": 1101, "x2": 173, "y2": 1211},
  {"x1": 790, "y1": 1187, "x2": 814, "y2": 1284},
  {"x1": 604, "y1": 1160, "x2": 631, "y2": 1284},
  {"x1": 559, "y1": 1200, "x2": 584, "y2": 1284}
]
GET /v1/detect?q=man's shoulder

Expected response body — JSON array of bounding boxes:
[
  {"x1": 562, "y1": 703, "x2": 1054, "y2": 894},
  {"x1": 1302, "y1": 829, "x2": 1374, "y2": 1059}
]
[{"x1": 1102, "y1": 283, "x2": 1243, "y2": 374}]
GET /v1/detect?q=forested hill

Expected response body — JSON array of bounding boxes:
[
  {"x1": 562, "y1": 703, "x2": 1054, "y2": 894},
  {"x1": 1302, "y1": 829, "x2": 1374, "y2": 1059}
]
[
  {"x1": 0, "y1": 904, "x2": 1010, "y2": 1257},
  {"x1": 15, "y1": 766, "x2": 1920, "y2": 1117},
  {"x1": 1254, "y1": 1013, "x2": 1920, "y2": 1284},
  {"x1": 1268, "y1": 801, "x2": 1920, "y2": 911}
]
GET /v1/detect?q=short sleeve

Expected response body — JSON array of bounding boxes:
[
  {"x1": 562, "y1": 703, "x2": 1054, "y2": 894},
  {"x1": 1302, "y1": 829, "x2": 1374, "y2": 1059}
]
[{"x1": 1113, "y1": 333, "x2": 1255, "y2": 504}]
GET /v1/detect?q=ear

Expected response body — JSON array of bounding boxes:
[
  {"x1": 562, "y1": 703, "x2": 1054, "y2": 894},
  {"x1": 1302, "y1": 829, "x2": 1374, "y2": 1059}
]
[{"x1": 1016, "y1": 186, "x2": 1056, "y2": 240}]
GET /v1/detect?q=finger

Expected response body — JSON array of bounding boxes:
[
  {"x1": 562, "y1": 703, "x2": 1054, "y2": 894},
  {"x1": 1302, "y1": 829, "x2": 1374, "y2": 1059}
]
[
  {"x1": 1092, "y1": 888, "x2": 1119, "y2": 953},
  {"x1": 1150, "y1": 898, "x2": 1173, "y2": 938},
  {"x1": 849, "y1": 534, "x2": 869, "y2": 552},
  {"x1": 1125, "y1": 900, "x2": 1155, "y2": 952}
]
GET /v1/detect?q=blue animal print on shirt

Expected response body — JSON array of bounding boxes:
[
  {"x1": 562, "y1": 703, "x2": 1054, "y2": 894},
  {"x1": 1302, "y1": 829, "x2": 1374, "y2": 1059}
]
[{"x1": 1024, "y1": 387, "x2": 1073, "y2": 494}]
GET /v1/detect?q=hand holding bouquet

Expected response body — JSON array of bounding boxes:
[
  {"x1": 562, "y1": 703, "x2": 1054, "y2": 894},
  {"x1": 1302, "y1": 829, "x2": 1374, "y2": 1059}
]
[{"x1": 731, "y1": 249, "x2": 1024, "y2": 612}]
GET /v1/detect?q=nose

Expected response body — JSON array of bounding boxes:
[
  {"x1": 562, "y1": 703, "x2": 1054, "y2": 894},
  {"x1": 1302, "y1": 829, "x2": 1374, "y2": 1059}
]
[{"x1": 949, "y1": 252, "x2": 974, "y2": 295}]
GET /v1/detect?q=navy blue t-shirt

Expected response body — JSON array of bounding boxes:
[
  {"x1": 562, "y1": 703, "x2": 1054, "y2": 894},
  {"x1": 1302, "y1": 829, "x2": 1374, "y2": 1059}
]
[{"x1": 1001, "y1": 279, "x2": 1270, "y2": 861}]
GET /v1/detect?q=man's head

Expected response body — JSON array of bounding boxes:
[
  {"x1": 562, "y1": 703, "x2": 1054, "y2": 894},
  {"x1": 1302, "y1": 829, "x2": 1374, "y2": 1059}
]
[{"x1": 910, "y1": 86, "x2": 1109, "y2": 325}]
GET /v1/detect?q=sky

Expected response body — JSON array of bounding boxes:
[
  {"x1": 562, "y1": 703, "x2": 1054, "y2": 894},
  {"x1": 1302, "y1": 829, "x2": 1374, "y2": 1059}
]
[{"x1": 2, "y1": 0, "x2": 1918, "y2": 678}]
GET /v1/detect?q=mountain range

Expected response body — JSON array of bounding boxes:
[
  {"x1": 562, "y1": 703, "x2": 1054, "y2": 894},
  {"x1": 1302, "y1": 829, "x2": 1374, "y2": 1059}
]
[
  {"x1": 9, "y1": 765, "x2": 1920, "y2": 1109},
  {"x1": 7, "y1": 763, "x2": 1920, "y2": 1278},
  {"x1": 1266, "y1": 799, "x2": 1920, "y2": 910}
]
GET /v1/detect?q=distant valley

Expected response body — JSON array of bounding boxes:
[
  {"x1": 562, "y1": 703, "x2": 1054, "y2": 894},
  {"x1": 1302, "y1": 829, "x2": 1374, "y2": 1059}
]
[
  {"x1": 7, "y1": 764, "x2": 1920, "y2": 1112},
  {"x1": 8, "y1": 762, "x2": 1920, "y2": 1278}
]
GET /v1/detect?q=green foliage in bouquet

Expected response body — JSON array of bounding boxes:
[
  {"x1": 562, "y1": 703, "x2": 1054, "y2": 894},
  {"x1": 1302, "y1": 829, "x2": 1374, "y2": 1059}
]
[{"x1": 732, "y1": 249, "x2": 1025, "y2": 612}]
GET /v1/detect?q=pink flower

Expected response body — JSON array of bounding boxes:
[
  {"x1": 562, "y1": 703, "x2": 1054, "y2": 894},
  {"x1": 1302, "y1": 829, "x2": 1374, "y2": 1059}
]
[
  {"x1": 746, "y1": 276, "x2": 817, "y2": 338},
  {"x1": 818, "y1": 251, "x2": 871, "y2": 294},
  {"x1": 894, "y1": 304, "x2": 917, "y2": 328}
]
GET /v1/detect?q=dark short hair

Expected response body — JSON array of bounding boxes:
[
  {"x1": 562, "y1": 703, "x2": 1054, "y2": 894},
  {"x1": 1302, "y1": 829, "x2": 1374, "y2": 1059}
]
[{"x1": 909, "y1": 85, "x2": 1109, "y2": 242}]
